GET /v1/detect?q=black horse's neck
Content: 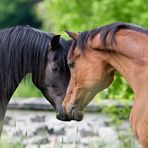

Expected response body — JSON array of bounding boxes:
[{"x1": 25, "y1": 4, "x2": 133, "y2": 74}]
[{"x1": 0, "y1": 26, "x2": 52, "y2": 105}]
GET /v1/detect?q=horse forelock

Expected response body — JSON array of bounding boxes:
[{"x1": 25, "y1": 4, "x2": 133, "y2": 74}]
[
  {"x1": 77, "y1": 31, "x2": 90, "y2": 50},
  {"x1": 67, "y1": 40, "x2": 77, "y2": 60}
]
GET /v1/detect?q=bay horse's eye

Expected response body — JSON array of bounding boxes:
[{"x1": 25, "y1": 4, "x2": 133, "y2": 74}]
[{"x1": 68, "y1": 60, "x2": 75, "y2": 68}]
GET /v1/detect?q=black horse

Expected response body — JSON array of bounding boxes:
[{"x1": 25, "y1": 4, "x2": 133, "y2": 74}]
[{"x1": 0, "y1": 26, "x2": 71, "y2": 134}]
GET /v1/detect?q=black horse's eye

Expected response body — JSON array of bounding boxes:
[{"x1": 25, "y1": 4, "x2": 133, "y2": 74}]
[
  {"x1": 68, "y1": 60, "x2": 75, "y2": 68},
  {"x1": 52, "y1": 66, "x2": 58, "y2": 72},
  {"x1": 53, "y1": 54, "x2": 58, "y2": 61}
]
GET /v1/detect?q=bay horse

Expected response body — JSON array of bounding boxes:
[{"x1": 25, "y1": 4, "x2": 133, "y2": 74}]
[
  {"x1": 58, "y1": 22, "x2": 148, "y2": 147},
  {"x1": 0, "y1": 26, "x2": 71, "y2": 135}
]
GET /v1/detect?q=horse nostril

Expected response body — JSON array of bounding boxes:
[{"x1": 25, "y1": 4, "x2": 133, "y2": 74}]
[
  {"x1": 56, "y1": 105, "x2": 65, "y2": 119},
  {"x1": 56, "y1": 112, "x2": 63, "y2": 120},
  {"x1": 52, "y1": 67, "x2": 58, "y2": 72}
]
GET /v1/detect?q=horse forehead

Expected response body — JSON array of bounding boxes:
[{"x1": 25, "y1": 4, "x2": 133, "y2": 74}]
[
  {"x1": 48, "y1": 50, "x2": 55, "y2": 56},
  {"x1": 74, "y1": 46, "x2": 82, "y2": 54}
]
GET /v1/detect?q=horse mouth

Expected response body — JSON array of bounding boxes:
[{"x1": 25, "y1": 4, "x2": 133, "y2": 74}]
[
  {"x1": 56, "y1": 112, "x2": 71, "y2": 121},
  {"x1": 56, "y1": 104, "x2": 71, "y2": 121},
  {"x1": 56, "y1": 106, "x2": 84, "y2": 122}
]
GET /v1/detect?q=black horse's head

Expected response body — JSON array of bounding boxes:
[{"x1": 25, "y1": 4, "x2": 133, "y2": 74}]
[{"x1": 32, "y1": 35, "x2": 71, "y2": 113}]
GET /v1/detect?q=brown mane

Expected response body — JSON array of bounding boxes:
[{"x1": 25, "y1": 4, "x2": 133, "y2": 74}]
[{"x1": 78, "y1": 22, "x2": 148, "y2": 50}]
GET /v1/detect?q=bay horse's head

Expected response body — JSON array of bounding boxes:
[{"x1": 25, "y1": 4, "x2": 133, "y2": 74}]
[
  {"x1": 57, "y1": 31, "x2": 115, "y2": 121},
  {"x1": 32, "y1": 35, "x2": 70, "y2": 114}
]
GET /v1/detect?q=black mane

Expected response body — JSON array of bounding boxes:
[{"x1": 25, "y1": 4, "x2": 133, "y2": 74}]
[
  {"x1": 78, "y1": 22, "x2": 148, "y2": 49},
  {"x1": 0, "y1": 26, "x2": 69, "y2": 101}
]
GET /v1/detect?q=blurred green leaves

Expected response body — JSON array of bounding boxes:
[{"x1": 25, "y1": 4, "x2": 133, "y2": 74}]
[
  {"x1": 0, "y1": 0, "x2": 41, "y2": 28},
  {"x1": 36, "y1": 0, "x2": 147, "y2": 99},
  {"x1": 36, "y1": 0, "x2": 148, "y2": 34}
]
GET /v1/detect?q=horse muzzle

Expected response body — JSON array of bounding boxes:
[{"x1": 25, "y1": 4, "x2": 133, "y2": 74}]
[
  {"x1": 70, "y1": 106, "x2": 84, "y2": 121},
  {"x1": 56, "y1": 104, "x2": 71, "y2": 121},
  {"x1": 56, "y1": 104, "x2": 84, "y2": 121}
]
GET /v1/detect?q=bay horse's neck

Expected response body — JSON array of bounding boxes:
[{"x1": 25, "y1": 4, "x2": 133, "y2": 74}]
[
  {"x1": 89, "y1": 27, "x2": 148, "y2": 147},
  {"x1": 106, "y1": 30, "x2": 148, "y2": 94},
  {"x1": 107, "y1": 30, "x2": 148, "y2": 147}
]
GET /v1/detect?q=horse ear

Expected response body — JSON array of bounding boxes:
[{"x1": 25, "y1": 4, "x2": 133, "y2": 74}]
[
  {"x1": 65, "y1": 31, "x2": 78, "y2": 41},
  {"x1": 49, "y1": 35, "x2": 61, "y2": 49}
]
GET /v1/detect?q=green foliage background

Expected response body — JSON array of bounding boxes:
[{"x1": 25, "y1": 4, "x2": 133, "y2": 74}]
[
  {"x1": 0, "y1": 0, "x2": 147, "y2": 100},
  {"x1": 35, "y1": 0, "x2": 148, "y2": 100},
  {"x1": 0, "y1": 0, "x2": 41, "y2": 28}
]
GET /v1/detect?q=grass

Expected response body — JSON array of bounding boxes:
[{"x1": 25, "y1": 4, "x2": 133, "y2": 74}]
[
  {"x1": 0, "y1": 140, "x2": 22, "y2": 148},
  {"x1": 1, "y1": 116, "x2": 139, "y2": 148},
  {"x1": 0, "y1": 137, "x2": 138, "y2": 148}
]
